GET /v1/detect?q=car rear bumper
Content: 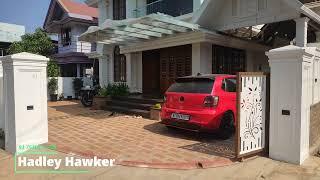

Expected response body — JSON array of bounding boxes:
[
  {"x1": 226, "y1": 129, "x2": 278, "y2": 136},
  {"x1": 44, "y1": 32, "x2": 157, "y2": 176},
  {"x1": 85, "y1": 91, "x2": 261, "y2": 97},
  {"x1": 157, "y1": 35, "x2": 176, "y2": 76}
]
[{"x1": 161, "y1": 107, "x2": 223, "y2": 131}]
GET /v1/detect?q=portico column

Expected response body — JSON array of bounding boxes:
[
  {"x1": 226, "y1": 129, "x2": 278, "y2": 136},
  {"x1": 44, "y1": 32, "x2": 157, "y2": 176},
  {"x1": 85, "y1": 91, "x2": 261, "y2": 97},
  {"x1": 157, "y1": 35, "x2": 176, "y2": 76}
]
[
  {"x1": 125, "y1": 53, "x2": 132, "y2": 91},
  {"x1": 98, "y1": 56, "x2": 109, "y2": 87},
  {"x1": 76, "y1": 64, "x2": 81, "y2": 77},
  {"x1": 295, "y1": 17, "x2": 309, "y2": 47},
  {"x1": 192, "y1": 42, "x2": 213, "y2": 75}
]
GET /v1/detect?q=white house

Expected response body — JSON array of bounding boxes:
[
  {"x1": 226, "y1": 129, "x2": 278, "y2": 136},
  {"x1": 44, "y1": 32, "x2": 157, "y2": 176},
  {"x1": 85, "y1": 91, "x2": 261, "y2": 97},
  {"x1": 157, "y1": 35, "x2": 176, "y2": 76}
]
[
  {"x1": 0, "y1": 22, "x2": 25, "y2": 57},
  {"x1": 44, "y1": 0, "x2": 99, "y2": 78},
  {"x1": 80, "y1": 0, "x2": 320, "y2": 96}
]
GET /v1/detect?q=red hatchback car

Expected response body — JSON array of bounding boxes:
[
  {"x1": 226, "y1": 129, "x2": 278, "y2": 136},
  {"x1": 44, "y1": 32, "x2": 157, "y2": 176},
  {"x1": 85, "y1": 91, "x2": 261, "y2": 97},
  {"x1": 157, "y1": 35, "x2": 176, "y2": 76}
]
[{"x1": 161, "y1": 74, "x2": 237, "y2": 138}]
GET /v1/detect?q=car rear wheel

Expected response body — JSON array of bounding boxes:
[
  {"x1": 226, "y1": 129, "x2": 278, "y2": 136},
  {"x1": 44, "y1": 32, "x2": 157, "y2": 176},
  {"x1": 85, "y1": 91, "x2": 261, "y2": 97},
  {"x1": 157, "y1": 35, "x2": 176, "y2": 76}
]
[{"x1": 218, "y1": 112, "x2": 235, "y2": 140}]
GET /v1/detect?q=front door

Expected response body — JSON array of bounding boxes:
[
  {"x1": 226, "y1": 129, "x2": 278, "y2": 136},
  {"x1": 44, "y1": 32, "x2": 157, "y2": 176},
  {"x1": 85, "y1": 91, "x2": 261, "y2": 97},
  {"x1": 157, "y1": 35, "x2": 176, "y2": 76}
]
[{"x1": 142, "y1": 50, "x2": 160, "y2": 95}]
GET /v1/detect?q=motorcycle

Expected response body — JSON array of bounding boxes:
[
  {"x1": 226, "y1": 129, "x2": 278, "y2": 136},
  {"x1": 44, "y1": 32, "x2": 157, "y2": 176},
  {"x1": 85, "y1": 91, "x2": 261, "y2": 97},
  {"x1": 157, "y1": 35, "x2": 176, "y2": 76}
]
[
  {"x1": 80, "y1": 59, "x2": 100, "y2": 107},
  {"x1": 80, "y1": 84, "x2": 99, "y2": 107}
]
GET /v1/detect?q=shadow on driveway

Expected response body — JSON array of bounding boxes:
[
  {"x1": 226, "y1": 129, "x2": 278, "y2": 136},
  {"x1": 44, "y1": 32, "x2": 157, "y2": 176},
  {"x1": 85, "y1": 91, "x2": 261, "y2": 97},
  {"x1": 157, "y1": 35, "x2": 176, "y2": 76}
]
[{"x1": 144, "y1": 122, "x2": 236, "y2": 159}]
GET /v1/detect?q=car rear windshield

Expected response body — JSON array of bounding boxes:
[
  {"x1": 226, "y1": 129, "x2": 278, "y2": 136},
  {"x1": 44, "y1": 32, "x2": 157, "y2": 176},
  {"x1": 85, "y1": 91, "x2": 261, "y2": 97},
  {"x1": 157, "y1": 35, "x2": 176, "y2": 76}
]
[{"x1": 167, "y1": 78, "x2": 214, "y2": 94}]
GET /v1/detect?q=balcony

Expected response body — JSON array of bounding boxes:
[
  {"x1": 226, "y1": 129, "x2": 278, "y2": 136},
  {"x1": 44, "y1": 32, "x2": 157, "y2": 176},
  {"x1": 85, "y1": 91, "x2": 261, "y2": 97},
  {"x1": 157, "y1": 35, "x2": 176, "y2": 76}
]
[
  {"x1": 58, "y1": 37, "x2": 97, "y2": 54},
  {"x1": 132, "y1": 0, "x2": 193, "y2": 18}
]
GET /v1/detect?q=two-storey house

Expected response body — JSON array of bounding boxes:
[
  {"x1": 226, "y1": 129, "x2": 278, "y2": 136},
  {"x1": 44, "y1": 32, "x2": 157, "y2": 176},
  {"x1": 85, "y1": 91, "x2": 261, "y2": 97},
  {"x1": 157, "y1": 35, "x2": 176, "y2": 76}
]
[
  {"x1": 0, "y1": 22, "x2": 25, "y2": 57},
  {"x1": 81, "y1": 0, "x2": 320, "y2": 96},
  {"x1": 44, "y1": 0, "x2": 99, "y2": 78}
]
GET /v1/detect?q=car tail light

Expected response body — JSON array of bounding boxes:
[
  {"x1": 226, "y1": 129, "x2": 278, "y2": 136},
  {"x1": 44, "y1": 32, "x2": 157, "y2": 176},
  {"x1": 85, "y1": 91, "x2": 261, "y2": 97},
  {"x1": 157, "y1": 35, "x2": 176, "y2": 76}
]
[{"x1": 204, "y1": 96, "x2": 219, "y2": 107}]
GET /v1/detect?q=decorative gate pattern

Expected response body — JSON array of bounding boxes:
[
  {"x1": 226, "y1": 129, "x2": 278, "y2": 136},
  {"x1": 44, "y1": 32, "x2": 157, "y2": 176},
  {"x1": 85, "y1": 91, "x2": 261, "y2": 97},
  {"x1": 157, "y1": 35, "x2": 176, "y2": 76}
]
[{"x1": 236, "y1": 72, "x2": 268, "y2": 158}]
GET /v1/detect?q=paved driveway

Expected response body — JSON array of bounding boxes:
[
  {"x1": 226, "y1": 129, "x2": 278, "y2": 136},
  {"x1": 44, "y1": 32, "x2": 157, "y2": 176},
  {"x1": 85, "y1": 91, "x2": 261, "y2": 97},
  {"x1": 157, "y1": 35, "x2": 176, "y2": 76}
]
[{"x1": 48, "y1": 101, "x2": 235, "y2": 169}]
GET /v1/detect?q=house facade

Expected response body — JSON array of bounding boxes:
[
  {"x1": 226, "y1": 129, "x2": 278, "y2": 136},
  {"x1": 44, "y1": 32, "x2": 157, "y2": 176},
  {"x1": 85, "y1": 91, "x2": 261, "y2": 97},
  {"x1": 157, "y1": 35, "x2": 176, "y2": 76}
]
[
  {"x1": 82, "y1": 0, "x2": 320, "y2": 95},
  {"x1": 44, "y1": 0, "x2": 99, "y2": 78},
  {"x1": 0, "y1": 22, "x2": 25, "y2": 57}
]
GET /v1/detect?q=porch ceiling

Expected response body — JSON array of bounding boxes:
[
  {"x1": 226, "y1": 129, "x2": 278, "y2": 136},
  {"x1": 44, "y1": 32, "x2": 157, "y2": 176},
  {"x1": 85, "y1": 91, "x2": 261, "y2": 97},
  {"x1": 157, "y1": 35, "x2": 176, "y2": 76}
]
[{"x1": 79, "y1": 13, "x2": 200, "y2": 46}]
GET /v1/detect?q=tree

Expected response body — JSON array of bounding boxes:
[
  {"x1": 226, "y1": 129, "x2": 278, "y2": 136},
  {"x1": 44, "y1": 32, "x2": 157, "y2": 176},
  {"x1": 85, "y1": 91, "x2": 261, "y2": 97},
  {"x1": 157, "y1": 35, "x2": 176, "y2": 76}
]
[
  {"x1": 8, "y1": 28, "x2": 54, "y2": 57},
  {"x1": 47, "y1": 60, "x2": 60, "y2": 77},
  {"x1": 8, "y1": 28, "x2": 60, "y2": 77}
]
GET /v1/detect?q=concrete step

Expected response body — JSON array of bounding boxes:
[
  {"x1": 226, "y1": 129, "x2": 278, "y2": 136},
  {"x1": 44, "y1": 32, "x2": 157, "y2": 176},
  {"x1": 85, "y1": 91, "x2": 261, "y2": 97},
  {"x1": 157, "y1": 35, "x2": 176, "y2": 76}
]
[
  {"x1": 107, "y1": 100, "x2": 153, "y2": 110},
  {"x1": 104, "y1": 105, "x2": 150, "y2": 118},
  {"x1": 112, "y1": 96, "x2": 163, "y2": 105}
]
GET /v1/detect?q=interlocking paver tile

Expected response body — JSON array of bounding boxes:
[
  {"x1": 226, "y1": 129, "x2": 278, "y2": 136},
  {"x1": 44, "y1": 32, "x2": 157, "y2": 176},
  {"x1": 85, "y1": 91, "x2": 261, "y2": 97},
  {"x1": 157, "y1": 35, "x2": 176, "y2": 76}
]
[{"x1": 48, "y1": 101, "x2": 235, "y2": 169}]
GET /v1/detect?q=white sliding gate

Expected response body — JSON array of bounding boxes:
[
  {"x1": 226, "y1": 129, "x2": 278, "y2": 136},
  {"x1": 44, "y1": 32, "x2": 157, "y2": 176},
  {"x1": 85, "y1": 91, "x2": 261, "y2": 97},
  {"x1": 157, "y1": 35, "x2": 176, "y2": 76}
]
[{"x1": 235, "y1": 72, "x2": 269, "y2": 158}]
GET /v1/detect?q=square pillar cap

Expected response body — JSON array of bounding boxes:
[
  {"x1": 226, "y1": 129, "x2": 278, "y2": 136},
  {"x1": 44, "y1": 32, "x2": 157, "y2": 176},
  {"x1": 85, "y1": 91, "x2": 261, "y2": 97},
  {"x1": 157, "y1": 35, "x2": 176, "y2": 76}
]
[
  {"x1": 266, "y1": 45, "x2": 316, "y2": 61},
  {"x1": 0, "y1": 52, "x2": 49, "y2": 63}
]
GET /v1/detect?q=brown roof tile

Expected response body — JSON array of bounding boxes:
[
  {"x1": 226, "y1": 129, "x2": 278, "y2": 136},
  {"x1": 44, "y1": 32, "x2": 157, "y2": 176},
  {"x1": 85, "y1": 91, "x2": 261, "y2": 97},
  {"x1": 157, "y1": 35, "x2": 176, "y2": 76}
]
[{"x1": 58, "y1": 0, "x2": 98, "y2": 18}]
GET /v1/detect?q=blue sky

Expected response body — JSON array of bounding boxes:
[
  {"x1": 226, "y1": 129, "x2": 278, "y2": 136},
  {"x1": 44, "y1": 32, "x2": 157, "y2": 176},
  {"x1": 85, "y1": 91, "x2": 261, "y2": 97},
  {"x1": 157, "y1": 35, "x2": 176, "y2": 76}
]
[{"x1": 0, "y1": 0, "x2": 85, "y2": 33}]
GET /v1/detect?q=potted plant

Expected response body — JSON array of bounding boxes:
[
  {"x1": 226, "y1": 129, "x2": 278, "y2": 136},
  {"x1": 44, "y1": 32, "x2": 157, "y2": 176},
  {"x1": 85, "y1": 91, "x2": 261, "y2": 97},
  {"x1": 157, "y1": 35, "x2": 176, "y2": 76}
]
[
  {"x1": 48, "y1": 78, "x2": 58, "y2": 101},
  {"x1": 150, "y1": 103, "x2": 162, "y2": 121},
  {"x1": 73, "y1": 78, "x2": 83, "y2": 100},
  {"x1": 92, "y1": 86, "x2": 110, "y2": 110}
]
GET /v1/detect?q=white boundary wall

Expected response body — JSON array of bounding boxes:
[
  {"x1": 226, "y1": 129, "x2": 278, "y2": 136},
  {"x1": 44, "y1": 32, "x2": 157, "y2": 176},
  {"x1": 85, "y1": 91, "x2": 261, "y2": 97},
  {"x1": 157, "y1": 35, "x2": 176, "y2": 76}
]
[{"x1": 48, "y1": 77, "x2": 93, "y2": 99}]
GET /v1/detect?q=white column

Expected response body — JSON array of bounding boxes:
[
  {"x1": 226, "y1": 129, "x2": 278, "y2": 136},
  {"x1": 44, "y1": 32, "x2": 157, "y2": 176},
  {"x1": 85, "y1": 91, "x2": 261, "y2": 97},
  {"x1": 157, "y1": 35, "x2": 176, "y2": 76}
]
[
  {"x1": 136, "y1": 52, "x2": 143, "y2": 93},
  {"x1": 76, "y1": 64, "x2": 81, "y2": 77},
  {"x1": 295, "y1": 17, "x2": 309, "y2": 47},
  {"x1": 125, "y1": 53, "x2": 132, "y2": 90},
  {"x1": 266, "y1": 45, "x2": 314, "y2": 165},
  {"x1": 98, "y1": 56, "x2": 109, "y2": 87},
  {"x1": 1, "y1": 52, "x2": 49, "y2": 153},
  {"x1": 0, "y1": 61, "x2": 3, "y2": 130},
  {"x1": 192, "y1": 42, "x2": 212, "y2": 75}
]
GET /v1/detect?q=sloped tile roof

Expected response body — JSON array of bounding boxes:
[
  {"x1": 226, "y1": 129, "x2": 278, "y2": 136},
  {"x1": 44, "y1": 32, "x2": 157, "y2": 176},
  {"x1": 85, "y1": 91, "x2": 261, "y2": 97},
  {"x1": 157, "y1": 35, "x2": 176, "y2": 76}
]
[{"x1": 58, "y1": 0, "x2": 98, "y2": 18}]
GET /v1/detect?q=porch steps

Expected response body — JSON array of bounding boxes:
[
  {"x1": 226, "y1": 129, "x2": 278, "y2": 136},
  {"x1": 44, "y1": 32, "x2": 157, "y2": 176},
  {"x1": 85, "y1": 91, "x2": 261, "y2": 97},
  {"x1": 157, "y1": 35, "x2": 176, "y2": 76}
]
[{"x1": 104, "y1": 96, "x2": 163, "y2": 118}]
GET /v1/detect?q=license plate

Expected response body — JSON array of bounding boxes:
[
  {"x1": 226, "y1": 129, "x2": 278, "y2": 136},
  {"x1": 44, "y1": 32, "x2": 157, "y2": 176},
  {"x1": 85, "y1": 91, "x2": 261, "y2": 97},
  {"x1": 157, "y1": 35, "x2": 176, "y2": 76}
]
[{"x1": 171, "y1": 113, "x2": 190, "y2": 121}]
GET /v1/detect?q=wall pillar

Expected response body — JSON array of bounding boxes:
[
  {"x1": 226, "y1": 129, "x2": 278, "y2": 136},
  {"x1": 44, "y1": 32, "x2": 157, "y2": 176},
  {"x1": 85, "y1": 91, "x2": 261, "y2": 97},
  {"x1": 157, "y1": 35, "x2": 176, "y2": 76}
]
[
  {"x1": 295, "y1": 17, "x2": 309, "y2": 47},
  {"x1": 1, "y1": 52, "x2": 49, "y2": 153},
  {"x1": 0, "y1": 61, "x2": 3, "y2": 131},
  {"x1": 192, "y1": 42, "x2": 212, "y2": 75},
  {"x1": 266, "y1": 45, "x2": 314, "y2": 165}
]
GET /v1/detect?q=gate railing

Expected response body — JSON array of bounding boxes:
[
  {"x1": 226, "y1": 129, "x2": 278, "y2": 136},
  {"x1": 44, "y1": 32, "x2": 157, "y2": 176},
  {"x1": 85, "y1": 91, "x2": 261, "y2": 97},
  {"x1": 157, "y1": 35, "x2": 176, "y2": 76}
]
[{"x1": 235, "y1": 72, "x2": 270, "y2": 158}]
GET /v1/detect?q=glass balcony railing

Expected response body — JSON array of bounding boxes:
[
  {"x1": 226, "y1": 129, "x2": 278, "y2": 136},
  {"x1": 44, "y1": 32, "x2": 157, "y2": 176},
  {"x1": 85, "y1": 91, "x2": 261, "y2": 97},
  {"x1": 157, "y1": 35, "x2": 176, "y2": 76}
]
[{"x1": 132, "y1": 0, "x2": 193, "y2": 18}]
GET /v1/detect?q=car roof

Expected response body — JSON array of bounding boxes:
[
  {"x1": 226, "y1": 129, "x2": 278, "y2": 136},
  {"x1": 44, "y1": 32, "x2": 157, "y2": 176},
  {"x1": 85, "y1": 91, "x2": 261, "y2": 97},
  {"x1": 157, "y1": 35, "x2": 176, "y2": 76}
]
[{"x1": 177, "y1": 74, "x2": 236, "y2": 80}]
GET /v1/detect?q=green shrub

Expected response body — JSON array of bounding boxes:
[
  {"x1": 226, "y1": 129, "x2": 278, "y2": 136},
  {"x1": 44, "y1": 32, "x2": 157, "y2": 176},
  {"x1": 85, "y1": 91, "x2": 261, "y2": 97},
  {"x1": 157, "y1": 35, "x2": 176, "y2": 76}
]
[
  {"x1": 48, "y1": 78, "x2": 58, "y2": 95},
  {"x1": 107, "y1": 83, "x2": 130, "y2": 97},
  {"x1": 0, "y1": 129, "x2": 4, "y2": 139},
  {"x1": 98, "y1": 87, "x2": 109, "y2": 97}
]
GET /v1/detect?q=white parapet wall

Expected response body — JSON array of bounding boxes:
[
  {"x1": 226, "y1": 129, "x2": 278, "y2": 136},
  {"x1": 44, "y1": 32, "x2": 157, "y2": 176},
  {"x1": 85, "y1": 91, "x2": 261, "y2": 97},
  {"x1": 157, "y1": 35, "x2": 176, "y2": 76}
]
[
  {"x1": 266, "y1": 45, "x2": 315, "y2": 165},
  {"x1": 48, "y1": 77, "x2": 93, "y2": 99}
]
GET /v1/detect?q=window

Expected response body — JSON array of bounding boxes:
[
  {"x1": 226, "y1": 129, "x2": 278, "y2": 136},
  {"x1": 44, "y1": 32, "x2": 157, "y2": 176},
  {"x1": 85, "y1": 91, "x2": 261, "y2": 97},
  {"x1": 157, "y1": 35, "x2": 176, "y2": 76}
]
[
  {"x1": 60, "y1": 64, "x2": 77, "y2": 77},
  {"x1": 167, "y1": 78, "x2": 214, "y2": 94},
  {"x1": 113, "y1": 0, "x2": 126, "y2": 20},
  {"x1": 212, "y1": 45, "x2": 246, "y2": 75},
  {"x1": 114, "y1": 46, "x2": 126, "y2": 82},
  {"x1": 222, "y1": 78, "x2": 237, "y2": 92},
  {"x1": 61, "y1": 28, "x2": 71, "y2": 47}
]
